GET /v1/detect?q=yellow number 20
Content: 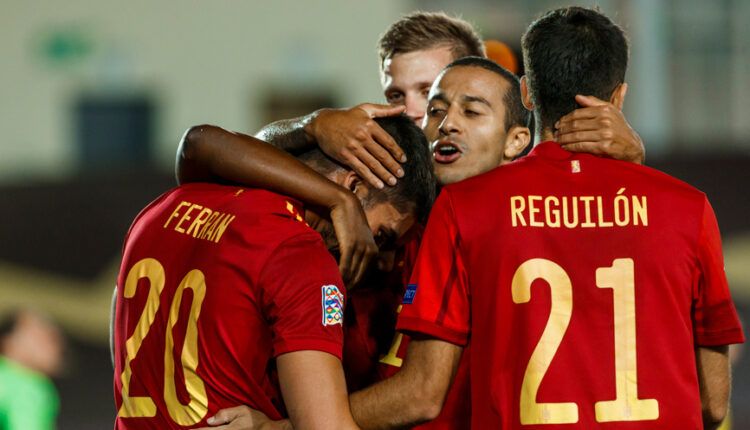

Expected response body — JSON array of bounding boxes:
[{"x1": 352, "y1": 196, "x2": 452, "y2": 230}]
[
  {"x1": 512, "y1": 258, "x2": 658, "y2": 425},
  {"x1": 117, "y1": 258, "x2": 208, "y2": 426}
]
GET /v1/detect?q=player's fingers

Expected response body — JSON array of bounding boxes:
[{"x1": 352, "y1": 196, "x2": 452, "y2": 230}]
[
  {"x1": 351, "y1": 244, "x2": 375, "y2": 288},
  {"x1": 556, "y1": 118, "x2": 603, "y2": 135},
  {"x1": 362, "y1": 141, "x2": 403, "y2": 185},
  {"x1": 353, "y1": 145, "x2": 398, "y2": 186},
  {"x1": 575, "y1": 94, "x2": 609, "y2": 107},
  {"x1": 370, "y1": 123, "x2": 407, "y2": 164},
  {"x1": 557, "y1": 130, "x2": 611, "y2": 145},
  {"x1": 358, "y1": 103, "x2": 405, "y2": 118},
  {"x1": 346, "y1": 155, "x2": 385, "y2": 189},
  {"x1": 206, "y1": 406, "x2": 247, "y2": 425},
  {"x1": 349, "y1": 249, "x2": 366, "y2": 288},
  {"x1": 556, "y1": 107, "x2": 603, "y2": 128},
  {"x1": 338, "y1": 245, "x2": 354, "y2": 285},
  {"x1": 352, "y1": 148, "x2": 396, "y2": 187},
  {"x1": 560, "y1": 142, "x2": 606, "y2": 155}
]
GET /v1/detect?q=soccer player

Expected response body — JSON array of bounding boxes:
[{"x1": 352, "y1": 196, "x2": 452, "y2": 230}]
[
  {"x1": 111, "y1": 116, "x2": 435, "y2": 430},
  {"x1": 192, "y1": 12, "x2": 650, "y2": 430},
  {"x1": 192, "y1": 56, "x2": 534, "y2": 430},
  {"x1": 256, "y1": 11, "x2": 645, "y2": 191},
  {"x1": 359, "y1": 6, "x2": 744, "y2": 429}
]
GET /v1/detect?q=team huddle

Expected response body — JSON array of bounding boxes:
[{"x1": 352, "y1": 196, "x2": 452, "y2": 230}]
[{"x1": 111, "y1": 6, "x2": 745, "y2": 430}]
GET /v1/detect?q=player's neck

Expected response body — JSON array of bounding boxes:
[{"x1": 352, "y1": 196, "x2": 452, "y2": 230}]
[{"x1": 540, "y1": 128, "x2": 557, "y2": 143}]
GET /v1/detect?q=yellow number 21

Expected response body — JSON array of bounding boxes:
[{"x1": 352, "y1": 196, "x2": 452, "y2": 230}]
[
  {"x1": 117, "y1": 258, "x2": 208, "y2": 426},
  {"x1": 511, "y1": 258, "x2": 658, "y2": 425}
]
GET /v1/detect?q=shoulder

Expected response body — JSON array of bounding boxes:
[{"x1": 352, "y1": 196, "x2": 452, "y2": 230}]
[{"x1": 600, "y1": 158, "x2": 708, "y2": 202}]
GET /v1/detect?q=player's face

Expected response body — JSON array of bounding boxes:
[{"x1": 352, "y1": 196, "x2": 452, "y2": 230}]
[
  {"x1": 363, "y1": 202, "x2": 415, "y2": 254},
  {"x1": 423, "y1": 66, "x2": 511, "y2": 185},
  {"x1": 381, "y1": 46, "x2": 455, "y2": 126}
]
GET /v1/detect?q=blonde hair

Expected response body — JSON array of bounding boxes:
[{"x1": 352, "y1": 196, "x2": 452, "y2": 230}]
[{"x1": 377, "y1": 11, "x2": 485, "y2": 70}]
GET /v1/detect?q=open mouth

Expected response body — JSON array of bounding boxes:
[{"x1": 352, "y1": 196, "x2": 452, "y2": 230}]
[{"x1": 432, "y1": 141, "x2": 462, "y2": 164}]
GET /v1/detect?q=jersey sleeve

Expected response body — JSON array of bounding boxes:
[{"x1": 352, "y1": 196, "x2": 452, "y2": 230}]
[
  {"x1": 259, "y1": 232, "x2": 346, "y2": 359},
  {"x1": 396, "y1": 190, "x2": 470, "y2": 346},
  {"x1": 693, "y1": 197, "x2": 745, "y2": 346}
]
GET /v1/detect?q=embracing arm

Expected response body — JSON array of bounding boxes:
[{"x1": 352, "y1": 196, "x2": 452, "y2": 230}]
[
  {"x1": 278, "y1": 351, "x2": 359, "y2": 430},
  {"x1": 176, "y1": 125, "x2": 376, "y2": 285},
  {"x1": 696, "y1": 346, "x2": 731, "y2": 430},
  {"x1": 555, "y1": 94, "x2": 645, "y2": 164},
  {"x1": 256, "y1": 104, "x2": 407, "y2": 188},
  {"x1": 349, "y1": 338, "x2": 462, "y2": 429},
  {"x1": 254, "y1": 115, "x2": 317, "y2": 155},
  {"x1": 198, "y1": 339, "x2": 462, "y2": 430}
]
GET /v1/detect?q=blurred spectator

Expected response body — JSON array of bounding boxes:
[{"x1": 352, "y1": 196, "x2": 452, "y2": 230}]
[{"x1": 0, "y1": 309, "x2": 65, "y2": 430}]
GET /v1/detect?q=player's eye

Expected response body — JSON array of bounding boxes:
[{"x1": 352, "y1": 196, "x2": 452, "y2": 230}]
[
  {"x1": 386, "y1": 92, "x2": 404, "y2": 105},
  {"x1": 465, "y1": 109, "x2": 480, "y2": 117},
  {"x1": 375, "y1": 229, "x2": 397, "y2": 251},
  {"x1": 428, "y1": 106, "x2": 446, "y2": 117}
]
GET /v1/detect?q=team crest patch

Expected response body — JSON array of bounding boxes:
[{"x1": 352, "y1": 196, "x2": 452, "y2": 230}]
[
  {"x1": 402, "y1": 283, "x2": 418, "y2": 304},
  {"x1": 322, "y1": 285, "x2": 344, "y2": 326}
]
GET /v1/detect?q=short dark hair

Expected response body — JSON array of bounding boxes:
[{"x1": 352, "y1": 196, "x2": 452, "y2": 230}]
[
  {"x1": 377, "y1": 11, "x2": 485, "y2": 71},
  {"x1": 300, "y1": 115, "x2": 436, "y2": 223},
  {"x1": 444, "y1": 56, "x2": 530, "y2": 131},
  {"x1": 521, "y1": 6, "x2": 629, "y2": 132}
]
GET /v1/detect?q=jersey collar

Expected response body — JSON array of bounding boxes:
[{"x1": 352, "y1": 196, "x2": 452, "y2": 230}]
[{"x1": 527, "y1": 141, "x2": 573, "y2": 160}]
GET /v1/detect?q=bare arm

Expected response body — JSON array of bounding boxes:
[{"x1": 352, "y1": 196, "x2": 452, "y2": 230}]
[
  {"x1": 277, "y1": 351, "x2": 359, "y2": 430},
  {"x1": 255, "y1": 115, "x2": 317, "y2": 155},
  {"x1": 349, "y1": 338, "x2": 462, "y2": 429},
  {"x1": 176, "y1": 125, "x2": 376, "y2": 286},
  {"x1": 696, "y1": 345, "x2": 731, "y2": 430},
  {"x1": 255, "y1": 104, "x2": 407, "y2": 188}
]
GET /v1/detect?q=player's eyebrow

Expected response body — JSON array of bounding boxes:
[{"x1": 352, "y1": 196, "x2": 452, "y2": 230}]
[
  {"x1": 461, "y1": 95, "x2": 492, "y2": 108},
  {"x1": 429, "y1": 92, "x2": 449, "y2": 104}
]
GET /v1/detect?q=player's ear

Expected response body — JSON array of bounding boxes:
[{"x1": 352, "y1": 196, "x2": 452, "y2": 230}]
[
  {"x1": 342, "y1": 170, "x2": 370, "y2": 201},
  {"x1": 610, "y1": 82, "x2": 628, "y2": 111},
  {"x1": 520, "y1": 76, "x2": 534, "y2": 111},
  {"x1": 503, "y1": 126, "x2": 531, "y2": 162}
]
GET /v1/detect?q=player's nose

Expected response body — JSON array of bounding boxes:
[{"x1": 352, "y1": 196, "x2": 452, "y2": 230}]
[{"x1": 404, "y1": 96, "x2": 425, "y2": 126}]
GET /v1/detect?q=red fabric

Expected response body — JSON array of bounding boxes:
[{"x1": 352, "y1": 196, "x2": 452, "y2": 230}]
[
  {"x1": 359, "y1": 224, "x2": 473, "y2": 429},
  {"x1": 398, "y1": 142, "x2": 744, "y2": 429},
  {"x1": 114, "y1": 184, "x2": 344, "y2": 429}
]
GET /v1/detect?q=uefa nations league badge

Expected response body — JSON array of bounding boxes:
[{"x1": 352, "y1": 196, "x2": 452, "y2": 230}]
[{"x1": 322, "y1": 285, "x2": 344, "y2": 326}]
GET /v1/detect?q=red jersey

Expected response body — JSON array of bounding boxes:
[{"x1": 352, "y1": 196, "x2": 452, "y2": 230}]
[
  {"x1": 113, "y1": 184, "x2": 345, "y2": 429},
  {"x1": 341, "y1": 223, "x2": 472, "y2": 428},
  {"x1": 343, "y1": 225, "x2": 423, "y2": 392},
  {"x1": 376, "y1": 225, "x2": 472, "y2": 430},
  {"x1": 398, "y1": 142, "x2": 745, "y2": 429}
]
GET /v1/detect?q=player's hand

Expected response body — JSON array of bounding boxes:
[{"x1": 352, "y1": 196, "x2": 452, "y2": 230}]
[
  {"x1": 195, "y1": 405, "x2": 291, "y2": 430},
  {"x1": 555, "y1": 94, "x2": 645, "y2": 164},
  {"x1": 309, "y1": 103, "x2": 407, "y2": 189},
  {"x1": 331, "y1": 192, "x2": 378, "y2": 288}
]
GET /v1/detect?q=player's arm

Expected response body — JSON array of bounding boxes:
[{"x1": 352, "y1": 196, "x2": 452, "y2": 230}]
[
  {"x1": 176, "y1": 125, "x2": 376, "y2": 286},
  {"x1": 198, "y1": 338, "x2": 461, "y2": 430},
  {"x1": 555, "y1": 91, "x2": 645, "y2": 164},
  {"x1": 696, "y1": 346, "x2": 731, "y2": 430},
  {"x1": 349, "y1": 337, "x2": 462, "y2": 429},
  {"x1": 277, "y1": 350, "x2": 359, "y2": 430},
  {"x1": 692, "y1": 198, "x2": 744, "y2": 429},
  {"x1": 255, "y1": 104, "x2": 407, "y2": 188}
]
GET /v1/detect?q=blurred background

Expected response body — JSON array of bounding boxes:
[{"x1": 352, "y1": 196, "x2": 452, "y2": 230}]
[{"x1": 1, "y1": 0, "x2": 748, "y2": 428}]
